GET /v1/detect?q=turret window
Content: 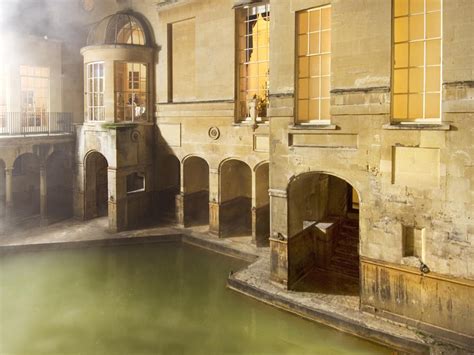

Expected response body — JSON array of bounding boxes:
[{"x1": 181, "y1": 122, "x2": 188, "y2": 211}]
[
  {"x1": 86, "y1": 62, "x2": 105, "y2": 121},
  {"x1": 115, "y1": 62, "x2": 147, "y2": 122}
]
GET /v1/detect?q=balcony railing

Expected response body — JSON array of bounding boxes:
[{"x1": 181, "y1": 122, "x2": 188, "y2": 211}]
[{"x1": 0, "y1": 112, "x2": 74, "y2": 136}]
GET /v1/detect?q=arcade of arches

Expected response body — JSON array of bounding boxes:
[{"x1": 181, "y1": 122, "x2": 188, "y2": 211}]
[{"x1": 0, "y1": 149, "x2": 73, "y2": 228}]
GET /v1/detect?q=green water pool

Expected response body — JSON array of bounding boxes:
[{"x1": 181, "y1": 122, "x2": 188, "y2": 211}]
[{"x1": 0, "y1": 242, "x2": 392, "y2": 354}]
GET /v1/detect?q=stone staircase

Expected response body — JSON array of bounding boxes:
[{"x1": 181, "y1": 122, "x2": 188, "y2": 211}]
[{"x1": 329, "y1": 218, "x2": 360, "y2": 279}]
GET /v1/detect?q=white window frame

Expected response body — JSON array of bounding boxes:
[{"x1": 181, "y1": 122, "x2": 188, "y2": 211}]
[
  {"x1": 237, "y1": 2, "x2": 270, "y2": 123},
  {"x1": 391, "y1": 0, "x2": 443, "y2": 123},
  {"x1": 86, "y1": 62, "x2": 105, "y2": 121},
  {"x1": 295, "y1": 5, "x2": 332, "y2": 125}
]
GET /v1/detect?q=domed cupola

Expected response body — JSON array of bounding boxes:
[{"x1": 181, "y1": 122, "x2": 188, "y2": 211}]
[
  {"x1": 86, "y1": 11, "x2": 152, "y2": 47},
  {"x1": 81, "y1": 10, "x2": 154, "y2": 124}
]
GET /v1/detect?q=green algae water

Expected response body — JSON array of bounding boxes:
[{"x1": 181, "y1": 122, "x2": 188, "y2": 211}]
[{"x1": 0, "y1": 242, "x2": 392, "y2": 354}]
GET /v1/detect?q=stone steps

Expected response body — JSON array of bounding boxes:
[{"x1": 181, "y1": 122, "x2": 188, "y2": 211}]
[{"x1": 329, "y1": 218, "x2": 360, "y2": 279}]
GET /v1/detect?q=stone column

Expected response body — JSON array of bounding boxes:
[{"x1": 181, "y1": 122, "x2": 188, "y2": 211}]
[
  {"x1": 268, "y1": 188, "x2": 289, "y2": 287},
  {"x1": 208, "y1": 168, "x2": 220, "y2": 237},
  {"x1": 175, "y1": 192, "x2": 185, "y2": 226},
  {"x1": 73, "y1": 162, "x2": 85, "y2": 220},
  {"x1": 251, "y1": 169, "x2": 257, "y2": 244},
  {"x1": 176, "y1": 160, "x2": 185, "y2": 226},
  {"x1": 5, "y1": 168, "x2": 13, "y2": 219},
  {"x1": 107, "y1": 167, "x2": 120, "y2": 232},
  {"x1": 40, "y1": 165, "x2": 48, "y2": 225}
]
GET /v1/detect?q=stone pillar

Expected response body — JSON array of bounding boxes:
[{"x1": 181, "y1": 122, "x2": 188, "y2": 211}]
[
  {"x1": 209, "y1": 201, "x2": 220, "y2": 237},
  {"x1": 208, "y1": 168, "x2": 220, "y2": 237},
  {"x1": 40, "y1": 165, "x2": 48, "y2": 225},
  {"x1": 107, "y1": 167, "x2": 119, "y2": 232},
  {"x1": 73, "y1": 162, "x2": 85, "y2": 220},
  {"x1": 251, "y1": 169, "x2": 257, "y2": 244},
  {"x1": 269, "y1": 188, "x2": 289, "y2": 286},
  {"x1": 175, "y1": 192, "x2": 185, "y2": 226},
  {"x1": 5, "y1": 168, "x2": 13, "y2": 219}
]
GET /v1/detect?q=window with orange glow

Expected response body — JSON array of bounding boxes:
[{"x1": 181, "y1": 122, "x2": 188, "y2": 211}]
[
  {"x1": 392, "y1": 0, "x2": 442, "y2": 121},
  {"x1": 237, "y1": 3, "x2": 270, "y2": 121},
  {"x1": 115, "y1": 62, "x2": 147, "y2": 122},
  {"x1": 296, "y1": 6, "x2": 331, "y2": 124}
]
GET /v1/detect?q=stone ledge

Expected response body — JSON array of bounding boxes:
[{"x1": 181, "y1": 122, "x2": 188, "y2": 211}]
[
  {"x1": 383, "y1": 123, "x2": 451, "y2": 131},
  {"x1": 289, "y1": 124, "x2": 337, "y2": 131}
]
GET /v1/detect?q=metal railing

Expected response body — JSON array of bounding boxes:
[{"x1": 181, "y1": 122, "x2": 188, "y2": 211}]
[{"x1": 0, "y1": 112, "x2": 74, "y2": 136}]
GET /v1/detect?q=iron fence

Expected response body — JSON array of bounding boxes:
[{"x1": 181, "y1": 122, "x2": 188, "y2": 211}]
[{"x1": 0, "y1": 112, "x2": 74, "y2": 136}]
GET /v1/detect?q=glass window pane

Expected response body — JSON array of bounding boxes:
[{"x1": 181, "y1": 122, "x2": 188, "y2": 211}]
[
  {"x1": 426, "y1": 66, "x2": 440, "y2": 92},
  {"x1": 321, "y1": 31, "x2": 330, "y2": 53},
  {"x1": 394, "y1": 17, "x2": 408, "y2": 42},
  {"x1": 426, "y1": 0, "x2": 441, "y2": 12},
  {"x1": 409, "y1": 14, "x2": 424, "y2": 41},
  {"x1": 394, "y1": 0, "x2": 409, "y2": 17},
  {"x1": 320, "y1": 99, "x2": 330, "y2": 119},
  {"x1": 258, "y1": 62, "x2": 268, "y2": 76},
  {"x1": 321, "y1": 54, "x2": 330, "y2": 75},
  {"x1": 309, "y1": 33, "x2": 319, "y2": 54},
  {"x1": 409, "y1": 41, "x2": 424, "y2": 67},
  {"x1": 426, "y1": 12, "x2": 441, "y2": 38},
  {"x1": 298, "y1": 35, "x2": 308, "y2": 56},
  {"x1": 309, "y1": 99, "x2": 319, "y2": 120},
  {"x1": 409, "y1": 67, "x2": 424, "y2": 93},
  {"x1": 309, "y1": 10, "x2": 320, "y2": 32},
  {"x1": 408, "y1": 94, "x2": 423, "y2": 119},
  {"x1": 394, "y1": 43, "x2": 409, "y2": 68},
  {"x1": 298, "y1": 78, "x2": 309, "y2": 99},
  {"x1": 299, "y1": 57, "x2": 309, "y2": 78},
  {"x1": 410, "y1": 0, "x2": 424, "y2": 14},
  {"x1": 310, "y1": 56, "x2": 321, "y2": 76},
  {"x1": 426, "y1": 39, "x2": 441, "y2": 65},
  {"x1": 298, "y1": 12, "x2": 308, "y2": 34},
  {"x1": 321, "y1": 7, "x2": 331, "y2": 30},
  {"x1": 394, "y1": 69, "x2": 408, "y2": 93},
  {"x1": 298, "y1": 100, "x2": 309, "y2": 122},
  {"x1": 321, "y1": 77, "x2": 330, "y2": 97},
  {"x1": 425, "y1": 93, "x2": 440, "y2": 118},
  {"x1": 309, "y1": 78, "x2": 320, "y2": 98}
]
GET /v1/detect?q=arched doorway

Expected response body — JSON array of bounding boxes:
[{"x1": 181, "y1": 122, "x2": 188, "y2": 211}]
[
  {"x1": 219, "y1": 159, "x2": 252, "y2": 237},
  {"x1": 46, "y1": 151, "x2": 73, "y2": 222},
  {"x1": 183, "y1": 156, "x2": 209, "y2": 227},
  {"x1": 254, "y1": 162, "x2": 270, "y2": 246},
  {"x1": 287, "y1": 172, "x2": 360, "y2": 295},
  {"x1": 12, "y1": 153, "x2": 40, "y2": 219},
  {"x1": 157, "y1": 155, "x2": 180, "y2": 221},
  {"x1": 84, "y1": 152, "x2": 108, "y2": 219}
]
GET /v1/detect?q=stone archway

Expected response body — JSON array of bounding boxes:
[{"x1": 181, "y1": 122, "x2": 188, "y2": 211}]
[
  {"x1": 12, "y1": 153, "x2": 41, "y2": 219},
  {"x1": 287, "y1": 172, "x2": 360, "y2": 296},
  {"x1": 182, "y1": 156, "x2": 209, "y2": 227},
  {"x1": 46, "y1": 151, "x2": 73, "y2": 222},
  {"x1": 219, "y1": 159, "x2": 252, "y2": 237},
  {"x1": 84, "y1": 151, "x2": 109, "y2": 219}
]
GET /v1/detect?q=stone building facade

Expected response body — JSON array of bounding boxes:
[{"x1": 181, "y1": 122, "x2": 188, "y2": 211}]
[{"x1": 1, "y1": 0, "x2": 473, "y2": 350}]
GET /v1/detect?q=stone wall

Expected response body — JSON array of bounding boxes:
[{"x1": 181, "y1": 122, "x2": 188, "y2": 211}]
[{"x1": 268, "y1": 0, "x2": 474, "y2": 343}]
